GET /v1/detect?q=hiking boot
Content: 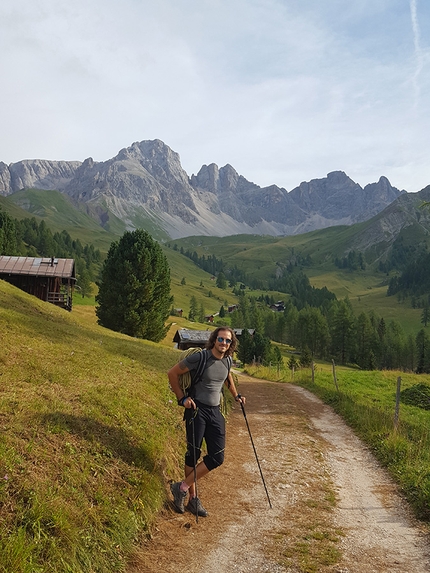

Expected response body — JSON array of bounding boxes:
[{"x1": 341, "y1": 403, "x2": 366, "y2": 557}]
[
  {"x1": 186, "y1": 497, "x2": 208, "y2": 517},
  {"x1": 170, "y1": 482, "x2": 187, "y2": 514}
]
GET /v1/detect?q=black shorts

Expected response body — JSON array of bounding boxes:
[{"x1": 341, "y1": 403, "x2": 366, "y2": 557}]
[{"x1": 184, "y1": 401, "x2": 226, "y2": 471}]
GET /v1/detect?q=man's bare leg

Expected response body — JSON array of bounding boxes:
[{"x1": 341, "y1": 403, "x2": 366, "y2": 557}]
[{"x1": 184, "y1": 461, "x2": 210, "y2": 498}]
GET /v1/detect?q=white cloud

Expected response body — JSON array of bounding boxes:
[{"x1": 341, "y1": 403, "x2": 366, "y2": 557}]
[{"x1": 1, "y1": 0, "x2": 429, "y2": 192}]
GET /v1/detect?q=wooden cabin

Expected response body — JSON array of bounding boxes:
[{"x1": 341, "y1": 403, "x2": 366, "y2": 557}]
[
  {"x1": 173, "y1": 328, "x2": 255, "y2": 351},
  {"x1": 173, "y1": 329, "x2": 211, "y2": 350},
  {"x1": 0, "y1": 256, "x2": 76, "y2": 311}
]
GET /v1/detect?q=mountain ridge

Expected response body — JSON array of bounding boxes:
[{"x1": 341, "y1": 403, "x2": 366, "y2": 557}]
[{"x1": 0, "y1": 139, "x2": 408, "y2": 239}]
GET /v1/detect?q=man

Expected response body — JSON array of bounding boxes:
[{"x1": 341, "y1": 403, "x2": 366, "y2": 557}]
[{"x1": 168, "y1": 326, "x2": 245, "y2": 517}]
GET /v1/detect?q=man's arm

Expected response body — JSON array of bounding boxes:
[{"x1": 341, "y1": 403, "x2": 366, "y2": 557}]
[
  {"x1": 167, "y1": 362, "x2": 196, "y2": 409},
  {"x1": 224, "y1": 372, "x2": 246, "y2": 404}
]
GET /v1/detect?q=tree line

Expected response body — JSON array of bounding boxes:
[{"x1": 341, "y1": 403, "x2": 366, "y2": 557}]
[
  {"x1": 334, "y1": 250, "x2": 366, "y2": 271},
  {"x1": 228, "y1": 291, "x2": 430, "y2": 373}
]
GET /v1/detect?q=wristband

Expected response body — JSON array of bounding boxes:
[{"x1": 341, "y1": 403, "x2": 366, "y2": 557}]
[
  {"x1": 177, "y1": 396, "x2": 187, "y2": 406},
  {"x1": 235, "y1": 393, "x2": 242, "y2": 402}
]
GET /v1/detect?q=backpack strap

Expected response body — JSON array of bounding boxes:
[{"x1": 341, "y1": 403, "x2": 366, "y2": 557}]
[
  {"x1": 194, "y1": 348, "x2": 209, "y2": 383},
  {"x1": 188, "y1": 349, "x2": 209, "y2": 395},
  {"x1": 225, "y1": 355, "x2": 233, "y2": 377}
]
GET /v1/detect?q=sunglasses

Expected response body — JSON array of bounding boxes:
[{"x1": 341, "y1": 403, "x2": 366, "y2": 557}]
[{"x1": 217, "y1": 337, "x2": 232, "y2": 344}]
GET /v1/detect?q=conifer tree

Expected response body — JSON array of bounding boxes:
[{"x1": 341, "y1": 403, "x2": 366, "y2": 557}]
[
  {"x1": 237, "y1": 328, "x2": 254, "y2": 365},
  {"x1": 96, "y1": 229, "x2": 172, "y2": 342},
  {"x1": 189, "y1": 296, "x2": 198, "y2": 321},
  {"x1": 0, "y1": 208, "x2": 18, "y2": 255}
]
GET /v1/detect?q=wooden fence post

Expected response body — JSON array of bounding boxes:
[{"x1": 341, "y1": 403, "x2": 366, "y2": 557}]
[
  {"x1": 394, "y1": 376, "x2": 402, "y2": 429},
  {"x1": 311, "y1": 361, "x2": 315, "y2": 384},
  {"x1": 332, "y1": 359, "x2": 339, "y2": 392}
]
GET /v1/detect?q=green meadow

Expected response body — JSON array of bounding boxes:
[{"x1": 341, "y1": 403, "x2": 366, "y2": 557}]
[{"x1": 173, "y1": 231, "x2": 425, "y2": 336}]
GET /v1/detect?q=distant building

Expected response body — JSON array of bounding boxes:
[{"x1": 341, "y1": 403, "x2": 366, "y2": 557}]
[
  {"x1": 173, "y1": 329, "x2": 211, "y2": 350},
  {"x1": 0, "y1": 256, "x2": 76, "y2": 311},
  {"x1": 173, "y1": 328, "x2": 255, "y2": 350}
]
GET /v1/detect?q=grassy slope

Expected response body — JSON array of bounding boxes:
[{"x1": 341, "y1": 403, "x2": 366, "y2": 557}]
[
  {"x1": 173, "y1": 230, "x2": 424, "y2": 335},
  {"x1": 162, "y1": 245, "x2": 239, "y2": 316},
  {"x1": 0, "y1": 280, "x2": 186, "y2": 573},
  {"x1": 1, "y1": 190, "x2": 121, "y2": 252}
]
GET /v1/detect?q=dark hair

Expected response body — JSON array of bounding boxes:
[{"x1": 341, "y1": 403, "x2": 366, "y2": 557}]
[{"x1": 206, "y1": 326, "x2": 237, "y2": 357}]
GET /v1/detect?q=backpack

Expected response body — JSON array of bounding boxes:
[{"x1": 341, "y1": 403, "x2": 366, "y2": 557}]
[
  {"x1": 175, "y1": 347, "x2": 233, "y2": 409},
  {"x1": 177, "y1": 347, "x2": 209, "y2": 396}
]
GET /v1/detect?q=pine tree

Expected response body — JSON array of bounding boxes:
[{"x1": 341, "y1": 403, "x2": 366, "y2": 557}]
[
  {"x1": 253, "y1": 332, "x2": 272, "y2": 364},
  {"x1": 216, "y1": 271, "x2": 227, "y2": 289},
  {"x1": 77, "y1": 268, "x2": 93, "y2": 298},
  {"x1": 271, "y1": 345, "x2": 283, "y2": 367},
  {"x1": 95, "y1": 229, "x2": 172, "y2": 342},
  {"x1": 416, "y1": 329, "x2": 430, "y2": 374},
  {"x1": 299, "y1": 346, "x2": 312, "y2": 368},
  {"x1": 198, "y1": 302, "x2": 205, "y2": 323},
  {"x1": 0, "y1": 208, "x2": 18, "y2": 255},
  {"x1": 237, "y1": 328, "x2": 254, "y2": 365},
  {"x1": 330, "y1": 300, "x2": 356, "y2": 364},
  {"x1": 421, "y1": 305, "x2": 430, "y2": 327},
  {"x1": 189, "y1": 296, "x2": 198, "y2": 321}
]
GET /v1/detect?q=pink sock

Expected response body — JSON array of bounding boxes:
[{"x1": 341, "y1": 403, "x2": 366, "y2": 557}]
[{"x1": 179, "y1": 481, "x2": 189, "y2": 493}]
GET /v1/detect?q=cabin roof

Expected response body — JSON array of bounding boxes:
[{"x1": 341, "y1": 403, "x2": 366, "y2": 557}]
[
  {"x1": 173, "y1": 328, "x2": 255, "y2": 344},
  {"x1": 0, "y1": 256, "x2": 76, "y2": 280}
]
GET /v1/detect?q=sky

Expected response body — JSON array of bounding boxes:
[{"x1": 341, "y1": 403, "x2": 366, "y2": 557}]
[{"x1": 1, "y1": 0, "x2": 429, "y2": 193}]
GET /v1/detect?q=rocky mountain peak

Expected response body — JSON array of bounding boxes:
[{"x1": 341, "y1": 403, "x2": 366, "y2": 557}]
[{"x1": 0, "y1": 138, "x2": 410, "y2": 239}]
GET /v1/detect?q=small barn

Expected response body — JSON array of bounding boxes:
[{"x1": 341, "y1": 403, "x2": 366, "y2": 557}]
[
  {"x1": 173, "y1": 329, "x2": 211, "y2": 350},
  {"x1": 173, "y1": 328, "x2": 255, "y2": 350},
  {"x1": 0, "y1": 256, "x2": 76, "y2": 311}
]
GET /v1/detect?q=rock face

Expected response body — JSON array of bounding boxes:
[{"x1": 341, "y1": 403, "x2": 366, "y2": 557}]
[
  {"x1": 347, "y1": 185, "x2": 430, "y2": 253},
  {"x1": 0, "y1": 139, "x2": 407, "y2": 239},
  {"x1": 2, "y1": 160, "x2": 81, "y2": 193}
]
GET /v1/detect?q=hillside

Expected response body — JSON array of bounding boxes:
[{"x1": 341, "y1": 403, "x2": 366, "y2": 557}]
[
  {"x1": 0, "y1": 279, "x2": 186, "y2": 572},
  {"x1": 0, "y1": 189, "x2": 122, "y2": 252}
]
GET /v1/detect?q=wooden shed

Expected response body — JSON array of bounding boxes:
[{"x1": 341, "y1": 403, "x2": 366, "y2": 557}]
[
  {"x1": 173, "y1": 328, "x2": 255, "y2": 351},
  {"x1": 0, "y1": 256, "x2": 76, "y2": 311},
  {"x1": 173, "y1": 329, "x2": 211, "y2": 350}
]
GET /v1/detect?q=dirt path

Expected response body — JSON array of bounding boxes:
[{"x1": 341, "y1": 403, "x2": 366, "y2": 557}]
[{"x1": 128, "y1": 374, "x2": 430, "y2": 572}]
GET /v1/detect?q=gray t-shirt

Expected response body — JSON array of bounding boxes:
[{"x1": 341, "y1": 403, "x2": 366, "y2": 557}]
[{"x1": 180, "y1": 350, "x2": 230, "y2": 407}]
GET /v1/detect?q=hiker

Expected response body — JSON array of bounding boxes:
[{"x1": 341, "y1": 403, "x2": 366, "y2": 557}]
[{"x1": 167, "y1": 326, "x2": 245, "y2": 517}]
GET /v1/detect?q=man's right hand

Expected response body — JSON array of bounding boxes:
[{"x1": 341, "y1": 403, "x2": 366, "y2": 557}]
[{"x1": 183, "y1": 396, "x2": 196, "y2": 409}]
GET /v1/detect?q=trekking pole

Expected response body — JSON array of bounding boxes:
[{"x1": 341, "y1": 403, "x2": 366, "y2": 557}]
[
  {"x1": 190, "y1": 408, "x2": 199, "y2": 523},
  {"x1": 239, "y1": 401, "x2": 273, "y2": 509}
]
